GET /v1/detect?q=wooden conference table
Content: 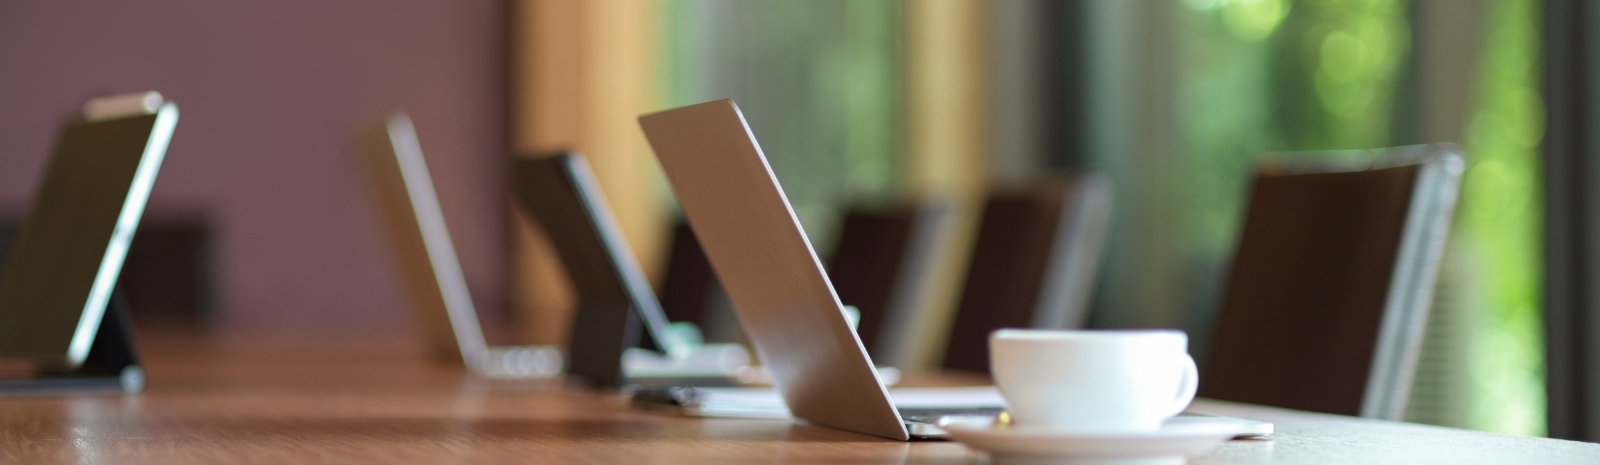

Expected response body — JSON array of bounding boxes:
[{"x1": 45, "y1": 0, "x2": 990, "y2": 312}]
[{"x1": 0, "y1": 332, "x2": 1596, "y2": 464}]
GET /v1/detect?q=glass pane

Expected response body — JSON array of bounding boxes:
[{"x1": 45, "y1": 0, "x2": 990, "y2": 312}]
[
  {"x1": 659, "y1": 0, "x2": 903, "y2": 250},
  {"x1": 1096, "y1": 0, "x2": 1544, "y2": 435}
]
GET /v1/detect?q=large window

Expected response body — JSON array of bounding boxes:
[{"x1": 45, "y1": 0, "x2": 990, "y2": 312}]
[
  {"x1": 1093, "y1": 0, "x2": 1543, "y2": 435},
  {"x1": 1455, "y1": 0, "x2": 1544, "y2": 436},
  {"x1": 561, "y1": 0, "x2": 1548, "y2": 436},
  {"x1": 659, "y1": 0, "x2": 903, "y2": 248}
]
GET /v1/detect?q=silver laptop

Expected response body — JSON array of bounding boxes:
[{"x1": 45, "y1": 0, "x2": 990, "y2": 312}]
[
  {"x1": 358, "y1": 114, "x2": 562, "y2": 378},
  {"x1": 639, "y1": 99, "x2": 1271, "y2": 440}
]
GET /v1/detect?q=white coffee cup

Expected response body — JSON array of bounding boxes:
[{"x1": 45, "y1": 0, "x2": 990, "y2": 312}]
[{"x1": 989, "y1": 329, "x2": 1198, "y2": 432}]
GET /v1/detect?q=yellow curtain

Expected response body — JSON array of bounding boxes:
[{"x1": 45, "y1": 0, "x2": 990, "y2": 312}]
[
  {"x1": 510, "y1": 0, "x2": 666, "y2": 346},
  {"x1": 900, "y1": 0, "x2": 992, "y2": 370}
]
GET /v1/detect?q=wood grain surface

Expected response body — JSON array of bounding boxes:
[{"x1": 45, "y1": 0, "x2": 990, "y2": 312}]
[{"x1": 0, "y1": 331, "x2": 1595, "y2": 464}]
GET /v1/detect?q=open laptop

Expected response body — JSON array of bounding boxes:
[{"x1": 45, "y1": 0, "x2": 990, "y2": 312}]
[
  {"x1": 359, "y1": 114, "x2": 566, "y2": 379},
  {"x1": 638, "y1": 99, "x2": 1271, "y2": 440},
  {"x1": 0, "y1": 92, "x2": 176, "y2": 392},
  {"x1": 511, "y1": 154, "x2": 753, "y2": 387},
  {"x1": 510, "y1": 153, "x2": 673, "y2": 385}
]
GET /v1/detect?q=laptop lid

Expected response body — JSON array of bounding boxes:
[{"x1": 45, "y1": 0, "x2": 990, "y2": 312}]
[
  {"x1": 358, "y1": 114, "x2": 491, "y2": 370},
  {"x1": 0, "y1": 97, "x2": 177, "y2": 369},
  {"x1": 639, "y1": 100, "x2": 908, "y2": 440}
]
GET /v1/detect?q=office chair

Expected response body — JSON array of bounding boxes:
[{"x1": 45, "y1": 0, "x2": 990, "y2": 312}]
[
  {"x1": 1199, "y1": 144, "x2": 1463, "y2": 420},
  {"x1": 656, "y1": 221, "x2": 745, "y2": 344},
  {"x1": 658, "y1": 222, "x2": 715, "y2": 326},
  {"x1": 659, "y1": 202, "x2": 951, "y2": 366},
  {"x1": 827, "y1": 202, "x2": 951, "y2": 366},
  {"x1": 940, "y1": 173, "x2": 1114, "y2": 373}
]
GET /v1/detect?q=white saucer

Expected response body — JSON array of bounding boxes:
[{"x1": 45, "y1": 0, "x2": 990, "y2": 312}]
[{"x1": 943, "y1": 420, "x2": 1238, "y2": 464}]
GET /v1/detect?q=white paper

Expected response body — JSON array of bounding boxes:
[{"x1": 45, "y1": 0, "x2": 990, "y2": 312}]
[{"x1": 690, "y1": 386, "x2": 1008, "y2": 419}]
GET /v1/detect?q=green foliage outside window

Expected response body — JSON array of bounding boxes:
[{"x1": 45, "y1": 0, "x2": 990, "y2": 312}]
[
  {"x1": 1458, "y1": 0, "x2": 1544, "y2": 436},
  {"x1": 659, "y1": 0, "x2": 903, "y2": 249},
  {"x1": 1172, "y1": 0, "x2": 1412, "y2": 330},
  {"x1": 1178, "y1": 0, "x2": 1544, "y2": 436}
]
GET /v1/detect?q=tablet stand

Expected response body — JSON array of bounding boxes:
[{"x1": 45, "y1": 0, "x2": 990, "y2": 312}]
[{"x1": 0, "y1": 289, "x2": 144, "y2": 394}]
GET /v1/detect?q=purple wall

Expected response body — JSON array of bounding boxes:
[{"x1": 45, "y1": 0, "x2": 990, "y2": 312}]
[{"x1": 0, "y1": 1, "x2": 509, "y2": 334}]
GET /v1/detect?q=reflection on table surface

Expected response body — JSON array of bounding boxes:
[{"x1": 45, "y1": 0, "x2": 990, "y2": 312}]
[{"x1": 0, "y1": 331, "x2": 1593, "y2": 465}]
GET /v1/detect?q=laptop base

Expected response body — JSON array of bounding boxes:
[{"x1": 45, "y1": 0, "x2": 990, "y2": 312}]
[{"x1": 0, "y1": 290, "x2": 144, "y2": 395}]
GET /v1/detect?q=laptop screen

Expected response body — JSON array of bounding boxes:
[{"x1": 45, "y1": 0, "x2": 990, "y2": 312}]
[{"x1": 0, "y1": 106, "x2": 177, "y2": 368}]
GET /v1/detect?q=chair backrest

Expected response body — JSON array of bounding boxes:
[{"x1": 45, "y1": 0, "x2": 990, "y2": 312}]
[
  {"x1": 827, "y1": 202, "x2": 951, "y2": 366},
  {"x1": 940, "y1": 174, "x2": 1114, "y2": 373},
  {"x1": 1199, "y1": 145, "x2": 1463, "y2": 420},
  {"x1": 656, "y1": 221, "x2": 749, "y2": 344},
  {"x1": 658, "y1": 221, "x2": 717, "y2": 327}
]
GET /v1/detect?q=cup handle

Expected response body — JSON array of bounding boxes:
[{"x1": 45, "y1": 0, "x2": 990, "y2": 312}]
[{"x1": 1166, "y1": 353, "x2": 1199, "y2": 418}]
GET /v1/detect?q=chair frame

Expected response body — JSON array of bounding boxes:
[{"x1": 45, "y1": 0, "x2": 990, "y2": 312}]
[{"x1": 1250, "y1": 145, "x2": 1464, "y2": 420}]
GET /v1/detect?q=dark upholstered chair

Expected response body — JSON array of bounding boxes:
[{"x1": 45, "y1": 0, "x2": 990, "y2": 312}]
[
  {"x1": 941, "y1": 174, "x2": 1114, "y2": 373},
  {"x1": 1200, "y1": 145, "x2": 1463, "y2": 420},
  {"x1": 827, "y1": 202, "x2": 951, "y2": 365}
]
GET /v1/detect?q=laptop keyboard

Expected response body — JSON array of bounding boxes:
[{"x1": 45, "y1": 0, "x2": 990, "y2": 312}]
[{"x1": 897, "y1": 407, "x2": 1004, "y2": 425}]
